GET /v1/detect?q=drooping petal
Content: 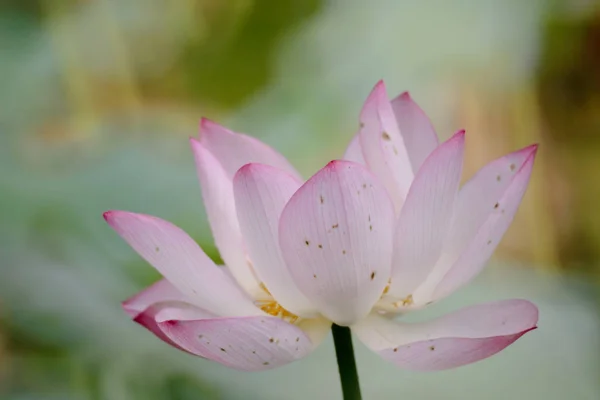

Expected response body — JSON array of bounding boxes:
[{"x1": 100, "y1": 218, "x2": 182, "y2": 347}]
[
  {"x1": 190, "y1": 138, "x2": 261, "y2": 297},
  {"x1": 388, "y1": 131, "x2": 465, "y2": 299},
  {"x1": 391, "y1": 92, "x2": 440, "y2": 172},
  {"x1": 133, "y1": 303, "x2": 215, "y2": 352},
  {"x1": 353, "y1": 299, "x2": 538, "y2": 371},
  {"x1": 122, "y1": 279, "x2": 189, "y2": 318},
  {"x1": 199, "y1": 118, "x2": 301, "y2": 180},
  {"x1": 157, "y1": 311, "x2": 331, "y2": 371},
  {"x1": 359, "y1": 81, "x2": 415, "y2": 210},
  {"x1": 279, "y1": 160, "x2": 395, "y2": 326},
  {"x1": 431, "y1": 147, "x2": 537, "y2": 300},
  {"x1": 233, "y1": 163, "x2": 316, "y2": 317},
  {"x1": 343, "y1": 134, "x2": 366, "y2": 165},
  {"x1": 104, "y1": 211, "x2": 261, "y2": 317}
]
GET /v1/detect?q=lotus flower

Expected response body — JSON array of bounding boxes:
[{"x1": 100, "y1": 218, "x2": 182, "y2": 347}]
[{"x1": 105, "y1": 81, "x2": 538, "y2": 372}]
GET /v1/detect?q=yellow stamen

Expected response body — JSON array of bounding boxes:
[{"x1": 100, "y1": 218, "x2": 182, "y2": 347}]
[
  {"x1": 256, "y1": 283, "x2": 300, "y2": 324},
  {"x1": 393, "y1": 294, "x2": 414, "y2": 308}
]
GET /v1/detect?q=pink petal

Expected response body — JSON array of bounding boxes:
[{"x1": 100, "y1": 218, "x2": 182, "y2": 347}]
[
  {"x1": 233, "y1": 163, "x2": 316, "y2": 317},
  {"x1": 157, "y1": 312, "x2": 330, "y2": 371},
  {"x1": 122, "y1": 279, "x2": 188, "y2": 318},
  {"x1": 133, "y1": 303, "x2": 215, "y2": 352},
  {"x1": 391, "y1": 92, "x2": 440, "y2": 172},
  {"x1": 199, "y1": 118, "x2": 301, "y2": 180},
  {"x1": 388, "y1": 131, "x2": 465, "y2": 299},
  {"x1": 353, "y1": 299, "x2": 538, "y2": 371},
  {"x1": 104, "y1": 211, "x2": 260, "y2": 317},
  {"x1": 190, "y1": 138, "x2": 261, "y2": 297},
  {"x1": 359, "y1": 81, "x2": 415, "y2": 210},
  {"x1": 431, "y1": 145, "x2": 538, "y2": 300},
  {"x1": 343, "y1": 134, "x2": 366, "y2": 165},
  {"x1": 279, "y1": 160, "x2": 395, "y2": 326}
]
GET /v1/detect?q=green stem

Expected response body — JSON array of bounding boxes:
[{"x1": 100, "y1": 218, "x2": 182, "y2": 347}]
[{"x1": 332, "y1": 324, "x2": 362, "y2": 400}]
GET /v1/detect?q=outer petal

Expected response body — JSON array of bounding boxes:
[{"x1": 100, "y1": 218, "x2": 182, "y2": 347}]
[
  {"x1": 391, "y1": 92, "x2": 440, "y2": 172},
  {"x1": 431, "y1": 147, "x2": 537, "y2": 299},
  {"x1": 122, "y1": 279, "x2": 189, "y2": 318},
  {"x1": 234, "y1": 164, "x2": 316, "y2": 317},
  {"x1": 279, "y1": 160, "x2": 395, "y2": 326},
  {"x1": 157, "y1": 311, "x2": 331, "y2": 371},
  {"x1": 343, "y1": 134, "x2": 366, "y2": 165},
  {"x1": 359, "y1": 81, "x2": 415, "y2": 210},
  {"x1": 190, "y1": 138, "x2": 261, "y2": 297},
  {"x1": 199, "y1": 118, "x2": 301, "y2": 180},
  {"x1": 104, "y1": 211, "x2": 261, "y2": 317},
  {"x1": 353, "y1": 299, "x2": 538, "y2": 371},
  {"x1": 388, "y1": 131, "x2": 465, "y2": 299},
  {"x1": 133, "y1": 303, "x2": 215, "y2": 352}
]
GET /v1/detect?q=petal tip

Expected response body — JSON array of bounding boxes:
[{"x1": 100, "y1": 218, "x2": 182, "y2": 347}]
[
  {"x1": 398, "y1": 91, "x2": 411, "y2": 100},
  {"x1": 103, "y1": 211, "x2": 113, "y2": 222},
  {"x1": 199, "y1": 117, "x2": 215, "y2": 129}
]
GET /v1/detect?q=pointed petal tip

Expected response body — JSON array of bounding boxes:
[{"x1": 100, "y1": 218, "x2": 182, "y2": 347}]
[
  {"x1": 122, "y1": 300, "x2": 139, "y2": 318},
  {"x1": 398, "y1": 91, "x2": 411, "y2": 100},
  {"x1": 103, "y1": 211, "x2": 112, "y2": 221},
  {"x1": 449, "y1": 129, "x2": 466, "y2": 142},
  {"x1": 199, "y1": 117, "x2": 215, "y2": 129}
]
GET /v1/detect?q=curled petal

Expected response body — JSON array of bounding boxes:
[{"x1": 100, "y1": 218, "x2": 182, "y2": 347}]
[
  {"x1": 158, "y1": 311, "x2": 331, "y2": 371},
  {"x1": 199, "y1": 118, "x2": 301, "y2": 180},
  {"x1": 233, "y1": 163, "x2": 316, "y2": 316},
  {"x1": 190, "y1": 138, "x2": 261, "y2": 297},
  {"x1": 279, "y1": 160, "x2": 395, "y2": 326},
  {"x1": 359, "y1": 81, "x2": 415, "y2": 210},
  {"x1": 134, "y1": 303, "x2": 215, "y2": 352},
  {"x1": 389, "y1": 130, "x2": 465, "y2": 299},
  {"x1": 122, "y1": 279, "x2": 188, "y2": 318},
  {"x1": 353, "y1": 299, "x2": 538, "y2": 371},
  {"x1": 104, "y1": 211, "x2": 260, "y2": 317},
  {"x1": 391, "y1": 92, "x2": 440, "y2": 172}
]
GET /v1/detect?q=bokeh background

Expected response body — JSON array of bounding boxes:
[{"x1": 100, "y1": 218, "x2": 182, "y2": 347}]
[{"x1": 1, "y1": 0, "x2": 599, "y2": 399}]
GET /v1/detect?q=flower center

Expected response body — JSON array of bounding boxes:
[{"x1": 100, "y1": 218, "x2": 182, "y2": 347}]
[{"x1": 255, "y1": 283, "x2": 300, "y2": 324}]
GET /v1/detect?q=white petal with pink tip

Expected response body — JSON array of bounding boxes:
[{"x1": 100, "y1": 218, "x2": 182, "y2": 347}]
[
  {"x1": 353, "y1": 299, "x2": 538, "y2": 371},
  {"x1": 390, "y1": 92, "x2": 440, "y2": 172},
  {"x1": 388, "y1": 130, "x2": 465, "y2": 299},
  {"x1": 279, "y1": 161, "x2": 395, "y2": 326},
  {"x1": 432, "y1": 148, "x2": 537, "y2": 300},
  {"x1": 359, "y1": 81, "x2": 414, "y2": 210},
  {"x1": 190, "y1": 138, "x2": 261, "y2": 297},
  {"x1": 234, "y1": 163, "x2": 316, "y2": 317},
  {"x1": 104, "y1": 211, "x2": 260, "y2": 317},
  {"x1": 199, "y1": 118, "x2": 301, "y2": 180},
  {"x1": 158, "y1": 312, "x2": 330, "y2": 371}
]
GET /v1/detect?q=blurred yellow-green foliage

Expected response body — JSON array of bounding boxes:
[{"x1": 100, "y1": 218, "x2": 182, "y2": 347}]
[{"x1": 1, "y1": 1, "x2": 599, "y2": 399}]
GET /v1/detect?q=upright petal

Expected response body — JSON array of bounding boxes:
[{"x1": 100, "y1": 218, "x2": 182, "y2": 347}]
[
  {"x1": 122, "y1": 279, "x2": 189, "y2": 318},
  {"x1": 157, "y1": 312, "x2": 331, "y2": 371},
  {"x1": 391, "y1": 92, "x2": 440, "y2": 172},
  {"x1": 233, "y1": 163, "x2": 316, "y2": 317},
  {"x1": 343, "y1": 134, "x2": 366, "y2": 165},
  {"x1": 104, "y1": 211, "x2": 261, "y2": 317},
  {"x1": 359, "y1": 81, "x2": 415, "y2": 210},
  {"x1": 431, "y1": 147, "x2": 537, "y2": 300},
  {"x1": 353, "y1": 299, "x2": 538, "y2": 371},
  {"x1": 388, "y1": 131, "x2": 465, "y2": 300},
  {"x1": 279, "y1": 161, "x2": 395, "y2": 326},
  {"x1": 199, "y1": 118, "x2": 301, "y2": 180},
  {"x1": 190, "y1": 138, "x2": 261, "y2": 297}
]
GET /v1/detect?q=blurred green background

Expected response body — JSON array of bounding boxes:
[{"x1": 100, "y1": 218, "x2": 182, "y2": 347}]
[{"x1": 1, "y1": 0, "x2": 599, "y2": 399}]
